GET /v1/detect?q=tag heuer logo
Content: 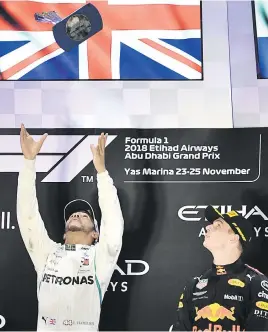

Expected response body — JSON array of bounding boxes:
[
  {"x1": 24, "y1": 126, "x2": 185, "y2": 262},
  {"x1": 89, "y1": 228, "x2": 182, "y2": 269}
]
[
  {"x1": 0, "y1": 134, "x2": 116, "y2": 182},
  {"x1": 196, "y1": 279, "x2": 208, "y2": 290}
]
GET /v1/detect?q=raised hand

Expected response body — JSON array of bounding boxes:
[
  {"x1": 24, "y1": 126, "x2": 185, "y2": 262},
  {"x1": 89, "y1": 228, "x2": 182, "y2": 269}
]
[
  {"x1": 20, "y1": 124, "x2": 48, "y2": 160},
  {"x1": 90, "y1": 133, "x2": 107, "y2": 174}
]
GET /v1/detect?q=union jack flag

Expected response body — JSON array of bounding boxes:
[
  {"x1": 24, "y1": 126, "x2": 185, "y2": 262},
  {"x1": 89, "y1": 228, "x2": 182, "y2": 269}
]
[
  {"x1": 49, "y1": 318, "x2": 56, "y2": 325},
  {"x1": 83, "y1": 258, "x2": 89, "y2": 265},
  {"x1": 0, "y1": 0, "x2": 202, "y2": 80}
]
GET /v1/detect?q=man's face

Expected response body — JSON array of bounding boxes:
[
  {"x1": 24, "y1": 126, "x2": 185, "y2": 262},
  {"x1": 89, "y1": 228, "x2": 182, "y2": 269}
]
[
  {"x1": 65, "y1": 211, "x2": 95, "y2": 234},
  {"x1": 203, "y1": 218, "x2": 236, "y2": 251}
]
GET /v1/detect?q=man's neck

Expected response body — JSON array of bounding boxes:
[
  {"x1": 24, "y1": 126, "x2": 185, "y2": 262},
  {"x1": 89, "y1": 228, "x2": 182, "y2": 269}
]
[
  {"x1": 64, "y1": 231, "x2": 93, "y2": 245},
  {"x1": 212, "y1": 249, "x2": 241, "y2": 266}
]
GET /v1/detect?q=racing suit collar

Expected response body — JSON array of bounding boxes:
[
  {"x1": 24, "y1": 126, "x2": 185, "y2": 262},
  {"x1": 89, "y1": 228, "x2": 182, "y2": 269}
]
[
  {"x1": 212, "y1": 258, "x2": 244, "y2": 276},
  {"x1": 64, "y1": 244, "x2": 93, "y2": 251}
]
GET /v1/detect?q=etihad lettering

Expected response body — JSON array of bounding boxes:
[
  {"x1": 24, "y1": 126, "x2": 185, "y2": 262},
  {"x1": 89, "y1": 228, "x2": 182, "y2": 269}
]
[
  {"x1": 178, "y1": 205, "x2": 268, "y2": 222},
  {"x1": 192, "y1": 324, "x2": 243, "y2": 331},
  {"x1": 42, "y1": 274, "x2": 94, "y2": 285}
]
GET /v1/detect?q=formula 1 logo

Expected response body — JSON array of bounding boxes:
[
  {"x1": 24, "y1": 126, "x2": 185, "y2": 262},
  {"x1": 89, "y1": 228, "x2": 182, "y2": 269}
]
[{"x1": 0, "y1": 134, "x2": 117, "y2": 182}]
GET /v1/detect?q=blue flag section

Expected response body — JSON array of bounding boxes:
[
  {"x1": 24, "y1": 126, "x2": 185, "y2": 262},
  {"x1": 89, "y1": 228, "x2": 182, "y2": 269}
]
[
  {"x1": 0, "y1": 1, "x2": 202, "y2": 80},
  {"x1": 253, "y1": 0, "x2": 268, "y2": 78}
]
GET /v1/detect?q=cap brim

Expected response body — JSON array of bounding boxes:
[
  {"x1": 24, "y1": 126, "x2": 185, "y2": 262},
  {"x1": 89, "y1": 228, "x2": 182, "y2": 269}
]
[
  {"x1": 64, "y1": 199, "x2": 94, "y2": 223},
  {"x1": 64, "y1": 199, "x2": 100, "y2": 241},
  {"x1": 229, "y1": 219, "x2": 252, "y2": 248},
  {"x1": 205, "y1": 205, "x2": 224, "y2": 223}
]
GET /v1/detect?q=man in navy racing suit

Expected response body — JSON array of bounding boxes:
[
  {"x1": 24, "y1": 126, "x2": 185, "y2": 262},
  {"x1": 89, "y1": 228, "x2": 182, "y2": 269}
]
[
  {"x1": 170, "y1": 205, "x2": 268, "y2": 331},
  {"x1": 17, "y1": 125, "x2": 124, "y2": 331}
]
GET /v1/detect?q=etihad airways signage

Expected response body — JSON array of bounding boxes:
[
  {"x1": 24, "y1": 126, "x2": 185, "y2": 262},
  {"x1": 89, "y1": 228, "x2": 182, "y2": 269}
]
[
  {"x1": 178, "y1": 205, "x2": 268, "y2": 221},
  {"x1": 178, "y1": 205, "x2": 268, "y2": 238}
]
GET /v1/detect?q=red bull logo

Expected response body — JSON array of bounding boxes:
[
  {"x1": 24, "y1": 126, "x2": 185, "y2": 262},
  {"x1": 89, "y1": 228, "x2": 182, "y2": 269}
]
[
  {"x1": 195, "y1": 303, "x2": 236, "y2": 322},
  {"x1": 193, "y1": 303, "x2": 242, "y2": 332},
  {"x1": 216, "y1": 266, "x2": 227, "y2": 275},
  {"x1": 192, "y1": 324, "x2": 243, "y2": 331}
]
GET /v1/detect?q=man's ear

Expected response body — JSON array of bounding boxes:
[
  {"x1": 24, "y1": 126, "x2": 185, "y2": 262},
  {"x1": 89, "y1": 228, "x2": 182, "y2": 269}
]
[
  {"x1": 230, "y1": 233, "x2": 240, "y2": 244},
  {"x1": 63, "y1": 233, "x2": 66, "y2": 241},
  {"x1": 91, "y1": 231, "x2": 99, "y2": 240}
]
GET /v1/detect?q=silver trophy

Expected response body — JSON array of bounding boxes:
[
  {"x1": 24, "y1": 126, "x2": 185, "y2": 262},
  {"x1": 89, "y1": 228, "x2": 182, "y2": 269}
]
[
  {"x1": 34, "y1": 11, "x2": 62, "y2": 25},
  {"x1": 35, "y1": 3, "x2": 103, "y2": 52},
  {"x1": 66, "y1": 14, "x2": 91, "y2": 41}
]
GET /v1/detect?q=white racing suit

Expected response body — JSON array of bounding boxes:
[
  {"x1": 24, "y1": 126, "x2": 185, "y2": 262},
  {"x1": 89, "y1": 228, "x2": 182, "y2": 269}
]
[{"x1": 17, "y1": 159, "x2": 124, "y2": 331}]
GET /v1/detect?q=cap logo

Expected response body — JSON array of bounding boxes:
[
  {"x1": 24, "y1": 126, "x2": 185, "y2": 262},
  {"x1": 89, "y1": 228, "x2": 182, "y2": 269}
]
[
  {"x1": 231, "y1": 222, "x2": 247, "y2": 242},
  {"x1": 216, "y1": 266, "x2": 227, "y2": 275},
  {"x1": 226, "y1": 210, "x2": 239, "y2": 218}
]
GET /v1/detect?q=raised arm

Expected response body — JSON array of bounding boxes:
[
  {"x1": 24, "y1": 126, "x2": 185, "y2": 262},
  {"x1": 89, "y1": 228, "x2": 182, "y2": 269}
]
[
  {"x1": 91, "y1": 133, "x2": 124, "y2": 294},
  {"x1": 97, "y1": 170, "x2": 124, "y2": 255},
  {"x1": 17, "y1": 124, "x2": 57, "y2": 273}
]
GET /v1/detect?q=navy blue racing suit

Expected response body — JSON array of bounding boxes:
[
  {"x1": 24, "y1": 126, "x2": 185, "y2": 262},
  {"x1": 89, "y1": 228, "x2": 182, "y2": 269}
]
[{"x1": 171, "y1": 259, "x2": 268, "y2": 331}]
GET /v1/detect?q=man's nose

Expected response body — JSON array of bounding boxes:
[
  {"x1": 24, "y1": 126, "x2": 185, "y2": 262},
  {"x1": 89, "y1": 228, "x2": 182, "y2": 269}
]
[
  {"x1": 205, "y1": 224, "x2": 212, "y2": 231},
  {"x1": 73, "y1": 213, "x2": 80, "y2": 218}
]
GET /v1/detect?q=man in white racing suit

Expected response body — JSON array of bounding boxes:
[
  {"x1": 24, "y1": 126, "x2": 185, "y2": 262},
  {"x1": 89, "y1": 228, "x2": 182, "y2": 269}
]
[{"x1": 17, "y1": 125, "x2": 124, "y2": 331}]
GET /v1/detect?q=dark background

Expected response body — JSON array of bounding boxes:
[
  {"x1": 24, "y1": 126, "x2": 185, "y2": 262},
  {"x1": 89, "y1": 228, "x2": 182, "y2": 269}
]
[{"x1": 0, "y1": 128, "x2": 267, "y2": 331}]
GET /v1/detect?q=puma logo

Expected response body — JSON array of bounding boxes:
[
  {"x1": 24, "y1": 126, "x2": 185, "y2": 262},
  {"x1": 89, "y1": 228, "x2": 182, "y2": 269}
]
[{"x1": 246, "y1": 274, "x2": 254, "y2": 281}]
